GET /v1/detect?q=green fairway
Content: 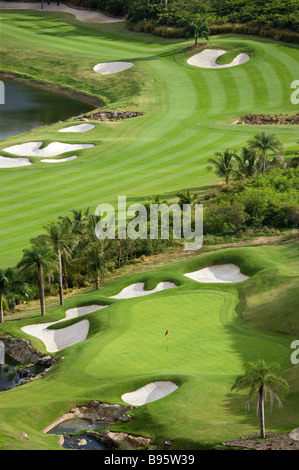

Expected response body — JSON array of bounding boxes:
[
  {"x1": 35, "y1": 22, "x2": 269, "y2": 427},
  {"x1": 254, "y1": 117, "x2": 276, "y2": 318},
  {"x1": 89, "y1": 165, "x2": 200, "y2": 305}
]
[
  {"x1": 0, "y1": 11, "x2": 299, "y2": 267},
  {"x1": 0, "y1": 244, "x2": 298, "y2": 449}
]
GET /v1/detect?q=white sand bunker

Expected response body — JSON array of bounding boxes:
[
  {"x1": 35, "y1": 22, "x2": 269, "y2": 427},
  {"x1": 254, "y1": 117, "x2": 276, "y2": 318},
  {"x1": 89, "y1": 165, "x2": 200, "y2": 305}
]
[
  {"x1": 122, "y1": 381, "x2": 178, "y2": 406},
  {"x1": 59, "y1": 124, "x2": 95, "y2": 133},
  {"x1": 187, "y1": 49, "x2": 250, "y2": 69},
  {"x1": 110, "y1": 282, "x2": 177, "y2": 299},
  {"x1": 184, "y1": 264, "x2": 249, "y2": 283},
  {"x1": 0, "y1": 2, "x2": 123, "y2": 23},
  {"x1": 41, "y1": 156, "x2": 78, "y2": 163},
  {"x1": 21, "y1": 304, "x2": 106, "y2": 353},
  {"x1": 0, "y1": 156, "x2": 32, "y2": 168},
  {"x1": 93, "y1": 62, "x2": 134, "y2": 75},
  {"x1": 4, "y1": 142, "x2": 94, "y2": 157}
]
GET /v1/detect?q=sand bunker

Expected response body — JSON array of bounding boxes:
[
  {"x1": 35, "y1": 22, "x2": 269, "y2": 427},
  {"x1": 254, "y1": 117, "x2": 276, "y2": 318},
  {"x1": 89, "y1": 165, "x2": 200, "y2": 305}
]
[
  {"x1": 21, "y1": 304, "x2": 106, "y2": 353},
  {"x1": 0, "y1": 156, "x2": 32, "y2": 168},
  {"x1": 93, "y1": 62, "x2": 134, "y2": 75},
  {"x1": 122, "y1": 381, "x2": 178, "y2": 406},
  {"x1": 0, "y1": 2, "x2": 123, "y2": 23},
  {"x1": 41, "y1": 156, "x2": 78, "y2": 163},
  {"x1": 59, "y1": 124, "x2": 95, "y2": 133},
  {"x1": 4, "y1": 142, "x2": 94, "y2": 157},
  {"x1": 184, "y1": 264, "x2": 249, "y2": 283},
  {"x1": 110, "y1": 282, "x2": 177, "y2": 299},
  {"x1": 187, "y1": 49, "x2": 250, "y2": 69}
]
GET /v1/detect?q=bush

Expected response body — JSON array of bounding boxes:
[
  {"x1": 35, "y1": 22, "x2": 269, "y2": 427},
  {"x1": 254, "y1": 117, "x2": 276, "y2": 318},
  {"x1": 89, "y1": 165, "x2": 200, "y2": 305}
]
[{"x1": 204, "y1": 201, "x2": 248, "y2": 235}]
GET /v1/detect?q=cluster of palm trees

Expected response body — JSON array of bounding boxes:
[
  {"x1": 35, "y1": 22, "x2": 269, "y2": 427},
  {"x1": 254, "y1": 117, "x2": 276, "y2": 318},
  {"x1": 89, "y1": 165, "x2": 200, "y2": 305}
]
[
  {"x1": 2, "y1": 204, "x2": 175, "y2": 322},
  {"x1": 8, "y1": 209, "x2": 112, "y2": 320},
  {"x1": 207, "y1": 131, "x2": 285, "y2": 185}
]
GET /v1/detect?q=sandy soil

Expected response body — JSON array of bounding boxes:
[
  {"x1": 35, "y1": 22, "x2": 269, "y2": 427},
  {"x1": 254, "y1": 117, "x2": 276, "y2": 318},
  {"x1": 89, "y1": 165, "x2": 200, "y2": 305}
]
[
  {"x1": 184, "y1": 264, "x2": 249, "y2": 283},
  {"x1": 93, "y1": 62, "x2": 134, "y2": 75},
  {"x1": 59, "y1": 124, "x2": 95, "y2": 133},
  {"x1": 0, "y1": 156, "x2": 32, "y2": 167},
  {"x1": 122, "y1": 381, "x2": 178, "y2": 406},
  {"x1": 21, "y1": 304, "x2": 107, "y2": 352},
  {"x1": 187, "y1": 49, "x2": 250, "y2": 69},
  {"x1": 41, "y1": 155, "x2": 78, "y2": 163},
  {"x1": 4, "y1": 142, "x2": 94, "y2": 157},
  {"x1": 110, "y1": 281, "x2": 177, "y2": 299}
]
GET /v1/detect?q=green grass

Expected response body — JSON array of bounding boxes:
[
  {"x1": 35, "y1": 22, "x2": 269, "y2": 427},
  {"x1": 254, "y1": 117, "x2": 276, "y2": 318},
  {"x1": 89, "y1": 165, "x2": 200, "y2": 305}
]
[
  {"x1": 0, "y1": 11, "x2": 298, "y2": 267},
  {"x1": 0, "y1": 243, "x2": 298, "y2": 450}
]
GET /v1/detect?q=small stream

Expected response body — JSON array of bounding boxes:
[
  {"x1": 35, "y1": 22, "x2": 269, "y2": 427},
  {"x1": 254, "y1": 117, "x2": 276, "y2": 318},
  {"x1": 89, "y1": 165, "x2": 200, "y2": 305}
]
[{"x1": 0, "y1": 355, "x2": 45, "y2": 391}]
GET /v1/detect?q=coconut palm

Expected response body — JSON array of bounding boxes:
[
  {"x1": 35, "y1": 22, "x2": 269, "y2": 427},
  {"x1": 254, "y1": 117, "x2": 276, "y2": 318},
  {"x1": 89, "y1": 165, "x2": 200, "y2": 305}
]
[
  {"x1": 190, "y1": 16, "x2": 209, "y2": 46},
  {"x1": 0, "y1": 268, "x2": 27, "y2": 324},
  {"x1": 231, "y1": 359, "x2": 289, "y2": 438},
  {"x1": 41, "y1": 219, "x2": 73, "y2": 306},
  {"x1": 247, "y1": 132, "x2": 285, "y2": 176},
  {"x1": 233, "y1": 147, "x2": 259, "y2": 180},
  {"x1": 17, "y1": 243, "x2": 56, "y2": 317},
  {"x1": 176, "y1": 189, "x2": 198, "y2": 209},
  {"x1": 207, "y1": 149, "x2": 237, "y2": 185}
]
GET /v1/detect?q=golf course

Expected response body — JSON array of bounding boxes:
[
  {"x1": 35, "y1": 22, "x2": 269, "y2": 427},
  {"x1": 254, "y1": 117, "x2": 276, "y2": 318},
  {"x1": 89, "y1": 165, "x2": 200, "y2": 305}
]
[{"x1": 0, "y1": 1, "x2": 299, "y2": 452}]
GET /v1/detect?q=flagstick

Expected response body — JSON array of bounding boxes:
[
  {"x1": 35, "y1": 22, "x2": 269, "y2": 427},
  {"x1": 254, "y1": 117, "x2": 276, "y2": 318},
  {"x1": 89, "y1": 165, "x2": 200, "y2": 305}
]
[{"x1": 167, "y1": 334, "x2": 168, "y2": 353}]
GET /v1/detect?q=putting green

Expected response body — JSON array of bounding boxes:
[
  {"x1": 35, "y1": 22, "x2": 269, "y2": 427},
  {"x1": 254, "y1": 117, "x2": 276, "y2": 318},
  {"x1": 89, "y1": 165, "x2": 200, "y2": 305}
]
[{"x1": 0, "y1": 11, "x2": 298, "y2": 267}]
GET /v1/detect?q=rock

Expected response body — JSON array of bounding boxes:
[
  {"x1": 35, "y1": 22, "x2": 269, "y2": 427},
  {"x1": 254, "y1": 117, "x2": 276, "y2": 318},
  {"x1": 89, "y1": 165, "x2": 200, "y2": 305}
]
[
  {"x1": 121, "y1": 414, "x2": 132, "y2": 422},
  {"x1": 78, "y1": 439, "x2": 87, "y2": 446}
]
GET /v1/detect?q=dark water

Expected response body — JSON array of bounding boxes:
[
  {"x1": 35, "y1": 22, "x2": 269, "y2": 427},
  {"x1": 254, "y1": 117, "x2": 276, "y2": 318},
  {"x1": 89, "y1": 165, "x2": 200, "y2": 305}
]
[
  {"x1": 0, "y1": 78, "x2": 94, "y2": 140},
  {"x1": 49, "y1": 418, "x2": 109, "y2": 450}
]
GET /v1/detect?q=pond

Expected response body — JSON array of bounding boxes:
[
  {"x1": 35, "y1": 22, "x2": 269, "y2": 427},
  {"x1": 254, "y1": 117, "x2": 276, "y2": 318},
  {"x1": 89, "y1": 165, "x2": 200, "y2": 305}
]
[
  {"x1": 0, "y1": 78, "x2": 94, "y2": 141},
  {"x1": 48, "y1": 418, "x2": 110, "y2": 450}
]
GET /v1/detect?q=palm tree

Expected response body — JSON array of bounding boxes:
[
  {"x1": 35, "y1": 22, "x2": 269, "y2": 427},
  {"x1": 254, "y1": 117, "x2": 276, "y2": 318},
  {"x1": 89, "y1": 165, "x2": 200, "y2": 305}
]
[
  {"x1": 72, "y1": 211, "x2": 112, "y2": 289},
  {"x1": 207, "y1": 149, "x2": 237, "y2": 185},
  {"x1": 41, "y1": 219, "x2": 73, "y2": 306},
  {"x1": 176, "y1": 189, "x2": 198, "y2": 209},
  {"x1": 231, "y1": 359, "x2": 289, "y2": 438},
  {"x1": 17, "y1": 243, "x2": 56, "y2": 317},
  {"x1": 247, "y1": 132, "x2": 285, "y2": 176},
  {"x1": 233, "y1": 147, "x2": 259, "y2": 180},
  {"x1": 0, "y1": 268, "x2": 27, "y2": 324},
  {"x1": 190, "y1": 16, "x2": 209, "y2": 46}
]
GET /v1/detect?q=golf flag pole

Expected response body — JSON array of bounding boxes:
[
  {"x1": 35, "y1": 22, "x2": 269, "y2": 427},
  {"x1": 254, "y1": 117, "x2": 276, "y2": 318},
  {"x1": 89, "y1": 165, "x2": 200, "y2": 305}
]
[{"x1": 165, "y1": 330, "x2": 168, "y2": 353}]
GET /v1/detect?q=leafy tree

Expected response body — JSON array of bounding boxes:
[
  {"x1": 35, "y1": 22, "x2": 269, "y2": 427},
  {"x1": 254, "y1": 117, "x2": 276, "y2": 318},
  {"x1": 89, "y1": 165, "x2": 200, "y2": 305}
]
[
  {"x1": 0, "y1": 268, "x2": 27, "y2": 324},
  {"x1": 231, "y1": 359, "x2": 289, "y2": 438},
  {"x1": 17, "y1": 243, "x2": 56, "y2": 317},
  {"x1": 247, "y1": 132, "x2": 285, "y2": 176}
]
